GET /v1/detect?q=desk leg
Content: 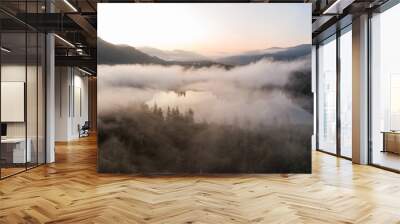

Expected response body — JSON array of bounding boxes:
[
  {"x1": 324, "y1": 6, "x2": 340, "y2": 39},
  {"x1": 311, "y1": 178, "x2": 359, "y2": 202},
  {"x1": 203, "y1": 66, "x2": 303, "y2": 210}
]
[{"x1": 382, "y1": 133, "x2": 386, "y2": 152}]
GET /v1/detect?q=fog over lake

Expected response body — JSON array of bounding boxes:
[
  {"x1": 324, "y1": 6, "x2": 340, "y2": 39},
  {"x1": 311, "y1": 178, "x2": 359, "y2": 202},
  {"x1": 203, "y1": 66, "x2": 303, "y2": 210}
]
[{"x1": 98, "y1": 58, "x2": 311, "y2": 128}]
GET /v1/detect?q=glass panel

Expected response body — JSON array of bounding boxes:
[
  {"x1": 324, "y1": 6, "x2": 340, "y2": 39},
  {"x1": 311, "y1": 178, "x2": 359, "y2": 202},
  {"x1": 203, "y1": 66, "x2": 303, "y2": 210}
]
[
  {"x1": 1, "y1": 31, "x2": 27, "y2": 177},
  {"x1": 27, "y1": 31, "x2": 38, "y2": 169},
  {"x1": 339, "y1": 28, "x2": 352, "y2": 158},
  {"x1": 38, "y1": 33, "x2": 45, "y2": 165},
  {"x1": 318, "y1": 36, "x2": 337, "y2": 154},
  {"x1": 371, "y1": 4, "x2": 400, "y2": 171},
  {"x1": 26, "y1": 0, "x2": 39, "y2": 169}
]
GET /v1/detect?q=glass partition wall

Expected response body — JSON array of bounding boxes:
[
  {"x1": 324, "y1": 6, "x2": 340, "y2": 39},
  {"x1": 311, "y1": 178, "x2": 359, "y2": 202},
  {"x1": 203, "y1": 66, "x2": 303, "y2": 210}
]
[
  {"x1": 316, "y1": 25, "x2": 352, "y2": 159},
  {"x1": 0, "y1": 32, "x2": 27, "y2": 177},
  {"x1": 0, "y1": 5, "x2": 46, "y2": 179},
  {"x1": 370, "y1": 3, "x2": 400, "y2": 171}
]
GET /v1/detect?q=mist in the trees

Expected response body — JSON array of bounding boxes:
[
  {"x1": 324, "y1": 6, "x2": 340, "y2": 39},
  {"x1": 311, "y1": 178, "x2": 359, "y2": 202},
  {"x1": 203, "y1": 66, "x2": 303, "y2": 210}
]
[
  {"x1": 98, "y1": 103, "x2": 311, "y2": 173},
  {"x1": 98, "y1": 57, "x2": 312, "y2": 173}
]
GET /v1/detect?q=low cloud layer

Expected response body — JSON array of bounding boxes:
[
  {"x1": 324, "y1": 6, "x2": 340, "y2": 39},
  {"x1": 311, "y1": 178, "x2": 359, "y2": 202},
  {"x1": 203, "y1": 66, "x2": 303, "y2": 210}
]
[{"x1": 98, "y1": 58, "x2": 312, "y2": 127}]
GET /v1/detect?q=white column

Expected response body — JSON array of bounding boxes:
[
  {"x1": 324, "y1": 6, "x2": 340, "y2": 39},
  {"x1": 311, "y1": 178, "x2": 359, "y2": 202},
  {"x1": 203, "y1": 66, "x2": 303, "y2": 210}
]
[
  {"x1": 352, "y1": 14, "x2": 369, "y2": 164},
  {"x1": 46, "y1": 32, "x2": 55, "y2": 163},
  {"x1": 312, "y1": 45, "x2": 317, "y2": 150},
  {"x1": 55, "y1": 67, "x2": 73, "y2": 141}
]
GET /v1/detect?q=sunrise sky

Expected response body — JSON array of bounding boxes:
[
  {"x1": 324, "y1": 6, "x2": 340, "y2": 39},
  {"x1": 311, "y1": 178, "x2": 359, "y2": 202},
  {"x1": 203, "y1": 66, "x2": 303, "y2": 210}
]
[{"x1": 98, "y1": 3, "x2": 311, "y2": 57}]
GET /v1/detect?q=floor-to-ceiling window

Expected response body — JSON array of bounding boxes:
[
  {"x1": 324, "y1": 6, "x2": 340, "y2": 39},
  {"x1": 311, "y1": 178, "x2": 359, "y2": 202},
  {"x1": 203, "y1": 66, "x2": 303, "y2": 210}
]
[
  {"x1": 0, "y1": 1, "x2": 46, "y2": 179},
  {"x1": 370, "y1": 2, "x2": 400, "y2": 171},
  {"x1": 316, "y1": 23, "x2": 353, "y2": 159},
  {"x1": 317, "y1": 35, "x2": 337, "y2": 154},
  {"x1": 339, "y1": 26, "x2": 352, "y2": 158}
]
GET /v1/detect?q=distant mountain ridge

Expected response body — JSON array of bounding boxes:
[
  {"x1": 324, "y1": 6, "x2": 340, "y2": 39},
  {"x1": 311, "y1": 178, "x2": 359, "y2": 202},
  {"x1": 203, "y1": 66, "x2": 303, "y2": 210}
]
[
  {"x1": 98, "y1": 38, "x2": 311, "y2": 67},
  {"x1": 98, "y1": 38, "x2": 167, "y2": 65},
  {"x1": 98, "y1": 38, "x2": 232, "y2": 69},
  {"x1": 138, "y1": 47, "x2": 209, "y2": 62},
  {"x1": 236, "y1": 47, "x2": 285, "y2": 56},
  {"x1": 216, "y1": 44, "x2": 311, "y2": 66}
]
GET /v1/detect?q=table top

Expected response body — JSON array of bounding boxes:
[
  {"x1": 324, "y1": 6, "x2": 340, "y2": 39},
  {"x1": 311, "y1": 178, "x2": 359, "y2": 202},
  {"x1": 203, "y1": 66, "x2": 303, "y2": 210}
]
[
  {"x1": 1, "y1": 138, "x2": 29, "y2": 143},
  {"x1": 381, "y1": 131, "x2": 400, "y2": 134}
]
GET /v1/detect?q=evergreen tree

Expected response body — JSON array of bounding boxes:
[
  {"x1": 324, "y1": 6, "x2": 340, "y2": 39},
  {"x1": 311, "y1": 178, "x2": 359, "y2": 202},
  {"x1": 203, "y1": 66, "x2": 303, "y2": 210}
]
[
  {"x1": 166, "y1": 106, "x2": 171, "y2": 121},
  {"x1": 157, "y1": 107, "x2": 163, "y2": 119},
  {"x1": 185, "y1": 108, "x2": 194, "y2": 123},
  {"x1": 153, "y1": 103, "x2": 158, "y2": 114}
]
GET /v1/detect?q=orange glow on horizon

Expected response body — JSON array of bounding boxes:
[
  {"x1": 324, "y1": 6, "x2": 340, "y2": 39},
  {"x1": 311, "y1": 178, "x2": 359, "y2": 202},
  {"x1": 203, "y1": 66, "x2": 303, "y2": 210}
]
[{"x1": 98, "y1": 3, "x2": 311, "y2": 56}]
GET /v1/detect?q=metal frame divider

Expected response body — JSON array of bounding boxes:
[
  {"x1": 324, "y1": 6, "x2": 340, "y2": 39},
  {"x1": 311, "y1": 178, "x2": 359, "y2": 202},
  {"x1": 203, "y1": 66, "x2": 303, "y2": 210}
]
[
  {"x1": 0, "y1": 24, "x2": 2, "y2": 179},
  {"x1": 336, "y1": 25, "x2": 341, "y2": 158},
  {"x1": 367, "y1": 10, "x2": 373, "y2": 166},
  {"x1": 25, "y1": 0, "x2": 28, "y2": 171},
  {"x1": 315, "y1": 44, "x2": 319, "y2": 152}
]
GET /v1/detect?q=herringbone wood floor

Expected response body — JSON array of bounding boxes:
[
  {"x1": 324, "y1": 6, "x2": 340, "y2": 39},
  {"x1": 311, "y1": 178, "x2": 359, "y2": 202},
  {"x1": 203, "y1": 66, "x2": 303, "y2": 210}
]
[{"x1": 1, "y1": 135, "x2": 400, "y2": 224}]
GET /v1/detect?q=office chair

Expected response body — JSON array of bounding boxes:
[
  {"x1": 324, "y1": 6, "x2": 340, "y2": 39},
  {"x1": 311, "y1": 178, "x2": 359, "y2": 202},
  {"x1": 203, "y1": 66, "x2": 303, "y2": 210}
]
[{"x1": 79, "y1": 121, "x2": 90, "y2": 138}]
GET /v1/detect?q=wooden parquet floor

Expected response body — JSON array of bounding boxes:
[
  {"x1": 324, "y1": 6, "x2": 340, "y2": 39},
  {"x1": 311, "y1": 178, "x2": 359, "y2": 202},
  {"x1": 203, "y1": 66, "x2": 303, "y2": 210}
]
[{"x1": 1, "y1": 135, "x2": 400, "y2": 224}]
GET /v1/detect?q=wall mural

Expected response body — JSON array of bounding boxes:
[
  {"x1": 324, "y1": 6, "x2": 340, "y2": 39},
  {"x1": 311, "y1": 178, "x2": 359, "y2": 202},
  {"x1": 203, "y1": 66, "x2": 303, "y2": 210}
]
[{"x1": 97, "y1": 3, "x2": 312, "y2": 173}]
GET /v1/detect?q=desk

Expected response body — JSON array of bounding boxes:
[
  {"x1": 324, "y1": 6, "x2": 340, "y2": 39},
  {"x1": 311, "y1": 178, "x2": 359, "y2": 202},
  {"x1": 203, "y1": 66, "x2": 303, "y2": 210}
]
[
  {"x1": 1, "y1": 138, "x2": 31, "y2": 163},
  {"x1": 382, "y1": 131, "x2": 400, "y2": 154}
]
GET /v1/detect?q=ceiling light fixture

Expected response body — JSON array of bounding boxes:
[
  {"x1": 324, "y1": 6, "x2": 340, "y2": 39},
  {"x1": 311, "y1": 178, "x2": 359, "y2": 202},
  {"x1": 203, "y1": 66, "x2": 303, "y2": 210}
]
[
  {"x1": 63, "y1": 0, "x2": 78, "y2": 12},
  {"x1": 1, "y1": 47, "x2": 11, "y2": 53},
  {"x1": 322, "y1": 0, "x2": 354, "y2": 15},
  {"x1": 323, "y1": 0, "x2": 341, "y2": 14},
  {"x1": 76, "y1": 48, "x2": 86, "y2": 55},
  {"x1": 78, "y1": 67, "x2": 93, "y2": 76},
  {"x1": 54, "y1": 34, "x2": 75, "y2": 48}
]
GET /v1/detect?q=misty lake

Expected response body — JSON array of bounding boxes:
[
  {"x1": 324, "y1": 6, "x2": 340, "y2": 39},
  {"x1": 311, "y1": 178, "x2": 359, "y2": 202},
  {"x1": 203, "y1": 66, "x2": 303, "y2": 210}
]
[{"x1": 97, "y1": 60, "x2": 313, "y2": 173}]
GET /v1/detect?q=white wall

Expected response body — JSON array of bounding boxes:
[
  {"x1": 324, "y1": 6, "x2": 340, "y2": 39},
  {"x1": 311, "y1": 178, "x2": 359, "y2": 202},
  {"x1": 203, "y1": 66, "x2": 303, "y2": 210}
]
[
  {"x1": 55, "y1": 67, "x2": 89, "y2": 141},
  {"x1": 72, "y1": 73, "x2": 89, "y2": 138},
  {"x1": 1, "y1": 66, "x2": 26, "y2": 138},
  {"x1": 1, "y1": 64, "x2": 46, "y2": 164},
  {"x1": 55, "y1": 67, "x2": 70, "y2": 141},
  {"x1": 1, "y1": 65, "x2": 37, "y2": 138},
  {"x1": 1, "y1": 82, "x2": 25, "y2": 122}
]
